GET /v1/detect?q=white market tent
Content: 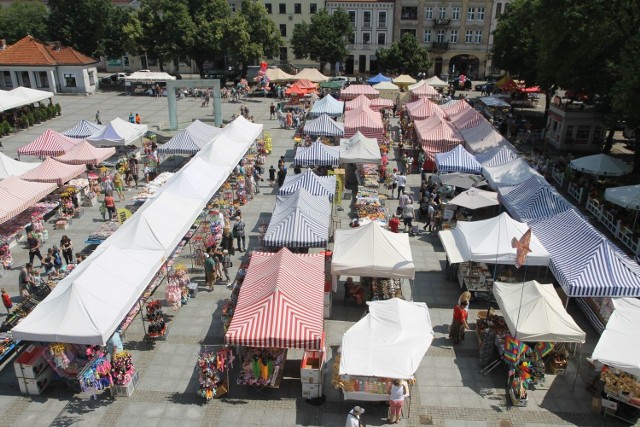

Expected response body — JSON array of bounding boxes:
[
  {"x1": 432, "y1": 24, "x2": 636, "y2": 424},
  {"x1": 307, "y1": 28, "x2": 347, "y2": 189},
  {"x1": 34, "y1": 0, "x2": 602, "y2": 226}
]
[
  {"x1": 292, "y1": 68, "x2": 329, "y2": 83},
  {"x1": 0, "y1": 90, "x2": 30, "y2": 112},
  {"x1": 158, "y1": 120, "x2": 224, "y2": 155},
  {"x1": 339, "y1": 131, "x2": 381, "y2": 164},
  {"x1": 309, "y1": 94, "x2": 344, "y2": 117},
  {"x1": 438, "y1": 212, "x2": 550, "y2": 266},
  {"x1": 605, "y1": 184, "x2": 640, "y2": 210},
  {"x1": 423, "y1": 76, "x2": 449, "y2": 88},
  {"x1": 331, "y1": 222, "x2": 415, "y2": 291},
  {"x1": 592, "y1": 298, "x2": 640, "y2": 377},
  {"x1": 265, "y1": 67, "x2": 296, "y2": 82},
  {"x1": 87, "y1": 118, "x2": 148, "y2": 147},
  {"x1": 9, "y1": 86, "x2": 54, "y2": 104},
  {"x1": 482, "y1": 158, "x2": 542, "y2": 189},
  {"x1": 493, "y1": 280, "x2": 586, "y2": 343},
  {"x1": 569, "y1": 153, "x2": 632, "y2": 176},
  {"x1": 124, "y1": 70, "x2": 176, "y2": 83},
  {"x1": 0, "y1": 152, "x2": 40, "y2": 179},
  {"x1": 340, "y1": 298, "x2": 433, "y2": 382},
  {"x1": 448, "y1": 187, "x2": 499, "y2": 210}
]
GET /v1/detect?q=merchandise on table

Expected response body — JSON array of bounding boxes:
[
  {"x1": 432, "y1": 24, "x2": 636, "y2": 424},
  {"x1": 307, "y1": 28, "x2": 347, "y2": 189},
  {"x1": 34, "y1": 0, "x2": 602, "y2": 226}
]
[
  {"x1": 237, "y1": 347, "x2": 287, "y2": 388},
  {"x1": 197, "y1": 347, "x2": 235, "y2": 400},
  {"x1": 602, "y1": 367, "x2": 640, "y2": 405},
  {"x1": 0, "y1": 201, "x2": 58, "y2": 248},
  {"x1": 1, "y1": 284, "x2": 51, "y2": 332},
  {"x1": 131, "y1": 172, "x2": 175, "y2": 203},
  {"x1": 86, "y1": 221, "x2": 120, "y2": 244},
  {"x1": 362, "y1": 277, "x2": 403, "y2": 300},
  {"x1": 0, "y1": 332, "x2": 18, "y2": 363},
  {"x1": 111, "y1": 351, "x2": 136, "y2": 386},
  {"x1": 357, "y1": 164, "x2": 380, "y2": 188},
  {"x1": 457, "y1": 262, "x2": 494, "y2": 293},
  {"x1": 0, "y1": 242, "x2": 13, "y2": 269},
  {"x1": 166, "y1": 264, "x2": 191, "y2": 310}
]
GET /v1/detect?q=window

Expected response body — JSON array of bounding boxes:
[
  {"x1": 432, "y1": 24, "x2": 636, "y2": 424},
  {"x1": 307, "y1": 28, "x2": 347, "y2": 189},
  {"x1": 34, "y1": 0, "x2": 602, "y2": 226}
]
[
  {"x1": 294, "y1": 3, "x2": 301, "y2": 14},
  {"x1": 362, "y1": 32, "x2": 371, "y2": 45},
  {"x1": 477, "y1": 7, "x2": 485, "y2": 20},
  {"x1": 310, "y1": 3, "x2": 317, "y2": 14},
  {"x1": 593, "y1": 127, "x2": 602, "y2": 143},
  {"x1": 378, "y1": 10, "x2": 387, "y2": 28},
  {"x1": 377, "y1": 32, "x2": 386, "y2": 45},
  {"x1": 279, "y1": 47, "x2": 288, "y2": 61},
  {"x1": 123, "y1": 56, "x2": 130, "y2": 66},
  {"x1": 452, "y1": 7, "x2": 460, "y2": 20},
  {"x1": 230, "y1": 4, "x2": 236, "y2": 12},
  {"x1": 36, "y1": 71, "x2": 49, "y2": 88},
  {"x1": 467, "y1": 7, "x2": 475, "y2": 20},
  {"x1": 474, "y1": 30, "x2": 482, "y2": 43},
  {"x1": 363, "y1": 11, "x2": 371, "y2": 28},
  {"x1": 576, "y1": 125, "x2": 590, "y2": 144},
  {"x1": 437, "y1": 29, "x2": 445, "y2": 42},
  {"x1": 400, "y1": 29, "x2": 416, "y2": 38},
  {"x1": 20, "y1": 71, "x2": 31, "y2": 87},
  {"x1": 401, "y1": 7, "x2": 417, "y2": 20},
  {"x1": 439, "y1": 7, "x2": 446, "y2": 19},
  {"x1": 495, "y1": 3, "x2": 502, "y2": 17},
  {"x1": 425, "y1": 7, "x2": 433, "y2": 20},
  {"x1": 279, "y1": 24, "x2": 287, "y2": 36},
  {"x1": 423, "y1": 29, "x2": 432, "y2": 43},
  {"x1": 450, "y1": 30, "x2": 458, "y2": 43},
  {"x1": 63, "y1": 73, "x2": 77, "y2": 88},
  {"x1": 3, "y1": 71, "x2": 12, "y2": 87},
  {"x1": 348, "y1": 10, "x2": 356, "y2": 24},
  {"x1": 279, "y1": 3, "x2": 286, "y2": 14},
  {"x1": 88, "y1": 71, "x2": 95, "y2": 86},
  {"x1": 465, "y1": 30, "x2": 473, "y2": 43},
  {"x1": 265, "y1": 3, "x2": 272, "y2": 14}
]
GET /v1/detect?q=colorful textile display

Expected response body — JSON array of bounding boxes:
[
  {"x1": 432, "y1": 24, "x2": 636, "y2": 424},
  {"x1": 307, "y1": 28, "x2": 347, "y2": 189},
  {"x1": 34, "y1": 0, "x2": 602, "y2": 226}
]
[{"x1": 197, "y1": 347, "x2": 235, "y2": 400}]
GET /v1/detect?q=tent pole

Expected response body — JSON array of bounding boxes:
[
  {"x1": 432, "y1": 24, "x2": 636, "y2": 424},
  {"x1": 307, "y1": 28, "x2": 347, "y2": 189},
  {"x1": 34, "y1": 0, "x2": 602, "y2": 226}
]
[
  {"x1": 565, "y1": 296, "x2": 570, "y2": 310},
  {"x1": 571, "y1": 344, "x2": 581, "y2": 392},
  {"x1": 139, "y1": 300, "x2": 146, "y2": 334}
]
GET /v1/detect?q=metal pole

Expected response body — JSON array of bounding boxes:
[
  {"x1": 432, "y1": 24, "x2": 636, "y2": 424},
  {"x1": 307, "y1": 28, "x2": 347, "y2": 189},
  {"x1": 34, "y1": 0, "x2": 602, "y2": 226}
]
[{"x1": 139, "y1": 300, "x2": 146, "y2": 334}]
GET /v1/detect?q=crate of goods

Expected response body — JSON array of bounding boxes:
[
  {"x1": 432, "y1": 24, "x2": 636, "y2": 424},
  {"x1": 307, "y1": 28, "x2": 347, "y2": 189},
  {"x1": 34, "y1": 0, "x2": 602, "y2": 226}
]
[
  {"x1": 546, "y1": 353, "x2": 567, "y2": 375},
  {"x1": 17, "y1": 365, "x2": 53, "y2": 395},
  {"x1": 302, "y1": 382, "x2": 323, "y2": 399},
  {"x1": 14, "y1": 344, "x2": 49, "y2": 379},
  {"x1": 112, "y1": 370, "x2": 139, "y2": 397},
  {"x1": 300, "y1": 350, "x2": 325, "y2": 384},
  {"x1": 55, "y1": 220, "x2": 68, "y2": 230}
]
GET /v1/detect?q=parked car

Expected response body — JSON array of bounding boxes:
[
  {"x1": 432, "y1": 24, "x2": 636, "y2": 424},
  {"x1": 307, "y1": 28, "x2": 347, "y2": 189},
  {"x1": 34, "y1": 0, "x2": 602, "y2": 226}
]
[
  {"x1": 449, "y1": 76, "x2": 472, "y2": 90},
  {"x1": 101, "y1": 73, "x2": 127, "y2": 84},
  {"x1": 329, "y1": 76, "x2": 349, "y2": 83},
  {"x1": 475, "y1": 83, "x2": 496, "y2": 93}
]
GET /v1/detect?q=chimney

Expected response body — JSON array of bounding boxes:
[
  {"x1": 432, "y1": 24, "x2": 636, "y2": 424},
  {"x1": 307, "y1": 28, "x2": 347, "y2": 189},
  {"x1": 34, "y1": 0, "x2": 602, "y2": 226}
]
[
  {"x1": 49, "y1": 41, "x2": 61, "y2": 51},
  {"x1": 0, "y1": 40, "x2": 6, "y2": 50}
]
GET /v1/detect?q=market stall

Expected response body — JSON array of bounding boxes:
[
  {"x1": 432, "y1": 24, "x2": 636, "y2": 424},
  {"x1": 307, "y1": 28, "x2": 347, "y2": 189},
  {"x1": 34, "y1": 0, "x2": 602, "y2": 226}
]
[
  {"x1": 225, "y1": 248, "x2": 325, "y2": 393},
  {"x1": 369, "y1": 98, "x2": 394, "y2": 112},
  {"x1": 345, "y1": 94, "x2": 372, "y2": 111},
  {"x1": 405, "y1": 97, "x2": 448, "y2": 121},
  {"x1": 569, "y1": 153, "x2": 632, "y2": 177},
  {"x1": 392, "y1": 74, "x2": 417, "y2": 91},
  {"x1": 265, "y1": 67, "x2": 295, "y2": 83},
  {"x1": 340, "y1": 85, "x2": 380, "y2": 101},
  {"x1": 482, "y1": 158, "x2": 542, "y2": 189},
  {"x1": 409, "y1": 82, "x2": 440, "y2": 101},
  {"x1": 19, "y1": 157, "x2": 86, "y2": 187},
  {"x1": 475, "y1": 144, "x2": 519, "y2": 167},
  {"x1": 0, "y1": 176, "x2": 57, "y2": 225},
  {"x1": 278, "y1": 169, "x2": 336, "y2": 202},
  {"x1": 434, "y1": 144, "x2": 482, "y2": 174},
  {"x1": 18, "y1": 129, "x2": 80, "y2": 158},
  {"x1": 0, "y1": 152, "x2": 40, "y2": 179},
  {"x1": 87, "y1": 118, "x2": 148, "y2": 147},
  {"x1": 371, "y1": 82, "x2": 399, "y2": 101},
  {"x1": 462, "y1": 121, "x2": 514, "y2": 155},
  {"x1": 447, "y1": 105, "x2": 484, "y2": 130},
  {"x1": 292, "y1": 68, "x2": 329, "y2": 83},
  {"x1": 294, "y1": 139, "x2": 340, "y2": 167},
  {"x1": 344, "y1": 106, "x2": 385, "y2": 143},
  {"x1": 331, "y1": 222, "x2": 415, "y2": 294},
  {"x1": 308, "y1": 94, "x2": 344, "y2": 118},
  {"x1": 339, "y1": 132, "x2": 382, "y2": 165},
  {"x1": 414, "y1": 115, "x2": 465, "y2": 161},
  {"x1": 302, "y1": 114, "x2": 344, "y2": 138},
  {"x1": 423, "y1": 76, "x2": 449, "y2": 88},
  {"x1": 62, "y1": 119, "x2": 105, "y2": 139},
  {"x1": 333, "y1": 298, "x2": 433, "y2": 401},
  {"x1": 55, "y1": 141, "x2": 116, "y2": 165},
  {"x1": 497, "y1": 175, "x2": 574, "y2": 222}
]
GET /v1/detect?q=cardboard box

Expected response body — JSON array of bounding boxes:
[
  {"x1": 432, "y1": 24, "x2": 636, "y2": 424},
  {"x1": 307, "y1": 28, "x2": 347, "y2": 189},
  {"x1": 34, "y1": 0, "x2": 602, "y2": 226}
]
[
  {"x1": 301, "y1": 350, "x2": 325, "y2": 384},
  {"x1": 17, "y1": 365, "x2": 53, "y2": 395},
  {"x1": 112, "y1": 370, "x2": 139, "y2": 397},
  {"x1": 55, "y1": 221, "x2": 68, "y2": 230},
  {"x1": 302, "y1": 382, "x2": 322, "y2": 399},
  {"x1": 14, "y1": 345, "x2": 48, "y2": 379}
]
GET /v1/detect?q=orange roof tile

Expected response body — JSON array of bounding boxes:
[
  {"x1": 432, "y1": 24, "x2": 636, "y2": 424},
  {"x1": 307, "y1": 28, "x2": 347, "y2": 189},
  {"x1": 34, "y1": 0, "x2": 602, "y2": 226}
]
[{"x1": 0, "y1": 35, "x2": 97, "y2": 66}]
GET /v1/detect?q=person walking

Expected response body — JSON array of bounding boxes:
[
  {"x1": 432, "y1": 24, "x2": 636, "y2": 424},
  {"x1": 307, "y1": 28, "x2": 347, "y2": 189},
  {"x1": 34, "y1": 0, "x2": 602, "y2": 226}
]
[
  {"x1": 60, "y1": 235, "x2": 73, "y2": 265},
  {"x1": 18, "y1": 263, "x2": 36, "y2": 298},
  {"x1": 390, "y1": 168, "x2": 398, "y2": 198},
  {"x1": 128, "y1": 112, "x2": 135, "y2": 123},
  {"x1": 396, "y1": 172, "x2": 407, "y2": 198},
  {"x1": 104, "y1": 192, "x2": 116, "y2": 221},
  {"x1": 277, "y1": 165, "x2": 287, "y2": 187},
  {"x1": 27, "y1": 232, "x2": 43, "y2": 266},
  {"x1": 424, "y1": 201, "x2": 435, "y2": 231},
  {"x1": 449, "y1": 300, "x2": 469, "y2": 344},
  {"x1": 1, "y1": 288, "x2": 12, "y2": 313},
  {"x1": 128, "y1": 157, "x2": 139, "y2": 188},
  {"x1": 388, "y1": 379, "x2": 408, "y2": 424},
  {"x1": 345, "y1": 406, "x2": 365, "y2": 427},
  {"x1": 270, "y1": 103, "x2": 276, "y2": 119},
  {"x1": 221, "y1": 250, "x2": 231, "y2": 282},
  {"x1": 113, "y1": 172, "x2": 125, "y2": 202},
  {"x1": 95, "y1": 110, "x2": 102, "y2": 125},
  {"x1": 233, "y1": 216, "x2": 246, "y2": 253},
  {"x1": 402, "y1": 200, "x2": 415, "y2": 233},
  {"x1": 221, "y1": 228, "x2": 235, "y2": 256},
  {"x1": 268, "y1": 165, "x2": 276, "y2": 187},
  {"x1": 204, "y1": 253, "x2": 216, "y2": 291},
  {"x1": 135, "y1": 113, "x2": 141, "y2": 124}
]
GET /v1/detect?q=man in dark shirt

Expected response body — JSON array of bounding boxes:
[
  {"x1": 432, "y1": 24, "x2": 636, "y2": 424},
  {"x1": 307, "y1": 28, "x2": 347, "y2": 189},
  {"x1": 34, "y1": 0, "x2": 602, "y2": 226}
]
[
  {"x1": 27, "y1": 232, "x2": 43, "y2": 265},
  {"x1": 277, "y1": 166, "x2": 287, "y2": 187}
]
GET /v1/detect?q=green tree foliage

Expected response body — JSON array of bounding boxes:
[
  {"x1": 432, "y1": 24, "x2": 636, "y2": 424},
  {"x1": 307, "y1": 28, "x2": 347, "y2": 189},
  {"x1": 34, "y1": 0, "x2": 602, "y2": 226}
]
[
  {"x1": 103, "y1": 6, "x2": 140, "y2": 59},
  {"x1": 47, "y1": 0, "x2": 113, "y2": 57},
  {"x1": 0, "y1": 0, "x2": 48, "y2": 44},
  {"x1": 291, "y1": 8, "x2": 353, "y2": 73},
  {"x1": 376, "y1": 33, "x2": 432, "y2": 75},
  {"x1": 238, "y1": 0, "x2": 282, "y2": 74}
]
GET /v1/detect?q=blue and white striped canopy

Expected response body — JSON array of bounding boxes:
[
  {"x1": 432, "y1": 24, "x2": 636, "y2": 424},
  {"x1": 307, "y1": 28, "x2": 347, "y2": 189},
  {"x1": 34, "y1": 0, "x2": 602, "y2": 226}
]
[
  {"x1": 435, "y1": 144, "x2": 482, "y2": 174},
  {"x1": 294, "y1": 140, "x2": 340, "y2": 167},
  {"x1": 309, "y1": 95, "x2": 344, "y2": 117},
  {"x1": 264, "y1": 188, "x2": 331, "y2": 248},
  {"x1": 62, "y1": 120, "x2": 105, "y2": 139},
  {"x1": 278, "y1": 169, "x2": 336, "y2": 201},
  {"x1": 159, "y1": 120, "x2": 222, "y2": 155},
  {"x1": 476, "y1": 145, "x2": 519, "y2": 167},
  {"x1": 530, "y1": 210, "x2": 640, "y2": 297},
  {"x1": 303, "y1": 114, "x2": 345, "y2": 137},
  {"x1": 498, "y1": 175, "x2": 574, "y2": 222}
]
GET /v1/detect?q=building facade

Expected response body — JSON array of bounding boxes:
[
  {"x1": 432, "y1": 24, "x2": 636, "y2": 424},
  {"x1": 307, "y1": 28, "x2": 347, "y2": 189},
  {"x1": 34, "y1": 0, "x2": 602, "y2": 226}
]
[
  {"x1": 486, "y1": 0, "x2": 513, "y2": 76},
  {"x1": 326, "y1": 0, "x2": 395, "y2": 75},
  {"x1": 546, "y1": 99, "x2": 605, "y2": 153}
]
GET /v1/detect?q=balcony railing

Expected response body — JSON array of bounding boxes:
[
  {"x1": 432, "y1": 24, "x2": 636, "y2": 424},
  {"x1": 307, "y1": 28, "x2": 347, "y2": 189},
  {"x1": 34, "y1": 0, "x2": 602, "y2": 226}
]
[
  {"x1": 348, "y1": 43, "x2": 391, "y2": 51},
  {"x1": 433, "y1": 18, "x2": 451, "y2": 26},
  {"x1": 431, "y1": 42, "x2": 449, "y2": 50}
]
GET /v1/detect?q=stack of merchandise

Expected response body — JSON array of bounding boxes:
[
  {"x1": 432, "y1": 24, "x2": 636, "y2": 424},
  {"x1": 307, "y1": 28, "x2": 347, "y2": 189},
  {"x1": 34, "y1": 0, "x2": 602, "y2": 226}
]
[
  {"x1": 145, "y1": 300, "x2": 167, "y2": 339},
  {"x1": 0, "y1": 242, "x2": 13, "y2": 270},
  {"x1": 237, "y1": 347, "x2": 286, "y2": 387},
  {"x1": 357, "y1": 164, "x2": 380, "y2": 188},
  {"x1": 165, "y1": 265, "x2": 191, "y2": 310},
  {"x1": 363, "y1": 277, "x2": 402, "y2": 300},
  {"x1": 132, "y1": 172, "x2": 174, "y2": 203},
  {"x1": 602, "y1": 367, "x2": 640, "y2": 405},
  {"x1": 0, "y1": 202, "x2": 58, "y2": 247},
  {"x1": 354, "y1": 187, "x2": 387, "y2": 225},
  {"x1": 197, "y1": 347, "x2": 234, "y2": 400},
  {"x1": 0, "y1": 332, "x2": 18, "y2": 363},
  {"x1": 79, "y1": 354, "x2": 112, "y2": 396},
  {"x1": 111, "y1": 351, "x2": 136, "y2": 386},
  {"x1": 45, "y1": 343, "x2": 104, "y2": 379}
]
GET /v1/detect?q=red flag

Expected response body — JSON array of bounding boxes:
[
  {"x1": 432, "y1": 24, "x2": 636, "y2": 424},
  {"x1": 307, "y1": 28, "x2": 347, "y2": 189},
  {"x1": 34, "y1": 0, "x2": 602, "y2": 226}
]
[{"x1": 511, "y1": 228, "x2": 532, "y2": 269}]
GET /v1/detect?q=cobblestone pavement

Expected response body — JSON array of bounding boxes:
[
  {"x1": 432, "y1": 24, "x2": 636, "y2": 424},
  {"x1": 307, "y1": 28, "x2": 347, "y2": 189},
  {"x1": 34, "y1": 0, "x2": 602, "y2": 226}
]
[{"x1": 0, "y1": 88, "x2": 625, "y2": 427}]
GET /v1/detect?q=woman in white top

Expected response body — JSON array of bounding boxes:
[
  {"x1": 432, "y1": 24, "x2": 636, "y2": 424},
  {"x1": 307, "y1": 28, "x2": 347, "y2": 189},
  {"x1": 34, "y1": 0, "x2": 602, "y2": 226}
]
[{"x1": 388, "y1": 379, "x2": 407, "y2": 423}]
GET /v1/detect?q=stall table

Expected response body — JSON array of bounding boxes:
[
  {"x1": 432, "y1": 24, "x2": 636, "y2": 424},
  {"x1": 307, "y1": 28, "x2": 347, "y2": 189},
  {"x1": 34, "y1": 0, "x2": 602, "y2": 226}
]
[{"x1": 457, "y1": 262, "x2": 494, "y2": 296}]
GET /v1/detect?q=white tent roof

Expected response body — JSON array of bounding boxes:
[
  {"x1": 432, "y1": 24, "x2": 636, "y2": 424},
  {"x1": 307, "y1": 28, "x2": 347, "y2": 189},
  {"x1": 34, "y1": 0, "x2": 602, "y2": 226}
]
[
  {"x1": 87, "y1": 118, "x2": 148, "y2": 146},
  {"x1": 339, "y1": 131, "x2": 381, "y2": 164},
  {"x1": 372, "y1": 81, "x2": 400, "y2": 91},
  {"x1": 9, "y1": 86, "x2": 54, "y2": 104},
  {"x1": 438, "y1": 212, "x2": 550, "y2": 266},
  {"x1": 448, "y1": 187, "x2": 499, "y2": 210},
  {"x1": 482, "y1": 158, "x2": 541, "y2": 189},
  {"x1": 0, "y1": 152, "x2": 40, "y2": 179},
  {"x1": 493, "y1": 280, "x2": 586, "y2": 343},
  {"x1": 0, "y1": 90, "x2": 30, "y2": 111},
  {"x1": 592, "y1": 298, "x2": 640, "y2": 376},
  {"x1": 331, "y1": 222, "x2": 415, "y2": 281},
  {"x1": 220, "y1": 115, "x2": 263, "y2": 143},
  {"x1": 124, "y1": 71, "x2": 176, "y2": 83},
  {"x1": 293, "y1": 68, "x2": 329, "y2": 82},
  {"x1": 604, "y1": 184, "x2": 640, "y2": 210},
  {"x1": 423, "y1": 76, "x2": 449, "y2": 88},
  {"x1": 340, "y1": 298, "x2": 433, "y2": 379},
  {"x1": 569, "y1": 153, "x2": 632, "y2": 176}
]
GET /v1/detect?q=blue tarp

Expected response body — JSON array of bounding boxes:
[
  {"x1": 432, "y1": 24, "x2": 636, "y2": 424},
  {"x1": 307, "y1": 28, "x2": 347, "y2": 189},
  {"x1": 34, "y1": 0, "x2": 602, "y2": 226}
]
[{"x1": 367, "y1": 73, "x2": 392, "y2": 84}]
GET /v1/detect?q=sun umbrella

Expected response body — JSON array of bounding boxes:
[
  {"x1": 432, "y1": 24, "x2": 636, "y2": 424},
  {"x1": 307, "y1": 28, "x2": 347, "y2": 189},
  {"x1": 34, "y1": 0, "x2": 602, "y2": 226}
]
[
  {"x1": 448, "y1": 188, "x2": 499, "y2": 209},
  {"x1": 569, "y1": 154, "x2": 632, "y2": 176},
  {"x1": 605, "y1": 184, "x2": 640, "y2": 228},
  {"x1": 439, "y1": 172, "x2": 487, "y2": 189}
]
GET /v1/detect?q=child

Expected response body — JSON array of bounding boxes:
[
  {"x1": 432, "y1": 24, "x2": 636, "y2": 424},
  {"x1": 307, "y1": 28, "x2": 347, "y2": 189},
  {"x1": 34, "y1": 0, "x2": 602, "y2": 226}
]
[{"x1": 1, "y1": 288, "x2": 12, "y2": 313}]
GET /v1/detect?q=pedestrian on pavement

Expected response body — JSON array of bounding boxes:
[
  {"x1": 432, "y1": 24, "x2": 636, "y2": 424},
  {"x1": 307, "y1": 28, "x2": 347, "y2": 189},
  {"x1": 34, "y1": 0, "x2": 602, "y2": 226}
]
[
  {"x1": 204, "y1": 253, "x2": 215, "y2": 291},
  {"x1": 221, "y1": 227, "x2": 235, "y2": 256},
  {"x1": 18, "y1": 263, "x2": 36, "y2": 298},
  {"x1": 424, "y1": 201, "x2": 436, "y2": 231},
  {"x1": 104, "y1": 192, "x2": 116, "y2": 221},
  {"x1": 345, "y1": 406, "x2": 365, "y2": 427},
  {"x1": 449, "y1": 300, "x2": 469, "y2": 344},
  {"x1": 135, "y1": 113, "x2": 141, "y2": 124},
  {"x1": 402, "y1": 200, "x2": 414, "y2": 232},
  {"x1": 95, "y1": 110, "x2": 102, "y2": 125},
  {"x1": 388, "y1": 379, "x2": 407, "y2": 424},
  {"x1": 277, "y1": 165, "x2": 287, "y2": 187},
  {"x1": 268, "y1": 165, "x2": 276, "y2": 187},
  {"x1": 233, "y1": 216, "x2": 246, "y2": 253},
  {"x1": 128, "y1": 157, "x2": 139, "y2": 188},
  {"x1": 270, "y1": 103, "x2": 276, "y2": 119},
  {"x1": 2, "y1": 288, "x2": 13, "y2": 313},
  {"x1": 221, "y1": 250, "x2": 231, "y2": 282},
  {"x1": 27, "y1": 232, "x2": 43, "y2": 266},
  {"x1": 129, "y1": 112, "x2": 135, "y2": 123},
  {"x1": 390, "y1": 168, "x2": 398, "y2": 198},
  {"x1": 388, "y1": 215, "x2": 400, "y2": 233},
  {"x1": 396, "y1": 171, "x2": 407, "y2": 198},
  {"x1": 113, "y1": 172, "x2": 125, "y2": 202},
  {"x1": 60, "y1": 235, "x2": 73, "y2": 265}
]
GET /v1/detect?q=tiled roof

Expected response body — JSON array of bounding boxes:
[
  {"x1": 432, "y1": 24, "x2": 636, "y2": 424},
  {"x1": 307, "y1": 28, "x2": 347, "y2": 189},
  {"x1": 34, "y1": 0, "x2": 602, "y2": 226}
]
[{"x1": 0, "y1": 35, "x2": 97, "y2": 66}]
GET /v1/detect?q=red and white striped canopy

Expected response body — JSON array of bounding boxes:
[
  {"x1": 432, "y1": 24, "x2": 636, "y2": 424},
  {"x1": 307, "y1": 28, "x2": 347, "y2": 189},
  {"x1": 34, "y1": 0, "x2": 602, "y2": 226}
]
[
  {"x1": 340, "y1": 84, "x2": 380, "y2": 100},
  {"x1": 370, "y1": 98, "x2": 394, "y2": 111},
  {"x1": 345, "y1": 94, "x2": 372, "y2": 111},
  {"x1": 415, "y1": 116, "x2": 465, "y2": 160},
  {"x1": 406, "y1": 97, "x2": 448, "y2": 120},
  {"x1": 225, "y1": 248, "x2": 325, "y2": 350},
  {"x1": 20, "y1": 157, "x2": 86, "y2": 187},
  {"x1": 410, "y1": 83, "x2": 440, "y2": 100},
  {"x1": 448, "y1": 106, "x2": 484, "y2": 130},
  {"x1": 18, "y1": 129, "x2": 80, "y2": 157},
  {"x1": 344, "y1": 106, "x2": 385, "y2": 142},
  {"x1": 55, "y1": 141, "x2": 116, "y2": 165},
  {"x1": 441, "y1": 99, "x2": 472, "y2": 116},
  {"x1": 0, "y1": 176, "x2": 56, "y2": 224}
]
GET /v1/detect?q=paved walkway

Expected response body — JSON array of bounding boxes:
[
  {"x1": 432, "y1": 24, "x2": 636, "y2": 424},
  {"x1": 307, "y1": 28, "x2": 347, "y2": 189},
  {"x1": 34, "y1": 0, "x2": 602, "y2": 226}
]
[{"x1": 0, "y1": 90, "x2": 621, "y2": 426}]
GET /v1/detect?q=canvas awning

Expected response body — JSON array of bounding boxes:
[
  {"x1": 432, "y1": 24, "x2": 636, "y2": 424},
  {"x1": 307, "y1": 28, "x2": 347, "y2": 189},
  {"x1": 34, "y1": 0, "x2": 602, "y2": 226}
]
[
  {"x1": 0, "y1": 152, "x2": 40, "y2": 179},
  {"x1": 18, "y1": 129, "x2": 80, "y2": 157},
  {"x1": 367, "y1": 73, "x2": 392, "y2": 84},
  {"x1": 158, "y1": 121, "x2": 223, "y2": 155},
  {"x1": 423, "y1": 76, "x2": 449, "y2": 88},
  {"x1": 19, "y1": 157, "x2": 86, "y2": 186},
  {"x1": 265, "y1": 67, "x2": 296, "y2": 82},
  {"x1": 344, "y1": 105, "x2": 385, "y2": 142},
  {"x1": 87, "y1": 118, "x2": 148, "y2": 146},
  {"x1": 448, "y1": 106, "x2": 484, "y2": 130},
  {"x1": 0, "y1": 176, "x2": 56, "y2": 224},
  {"x1": 309, "y1": 94, "x2": 344, "y2": 117},
  {"x1": 592, "y1": 298, "x2": 640, "y2": 376},
  {"x1": 405, "y1": 97, "x2": 447, "y2": 120},
  {"x1": 393, "y1": 74, "x2": 417, "y2": 88},
  {"x1": 9, "y1": 86, "x2": 54, "y2": 104},
  {"x1": 0, "y1": 90, "x2": 30, "y2": 112},
  {"x1": 294, "y1": 139, "x2": 340, "y2": 166},
  {"x1": 369, "y1": 98, "x2": 394, "y2": 111},
  {"x1": 302, "y1": 114, "x2": 344, "y2": 137},
  {"x1": 435, "y1": 144, "x2": 482, "y2": 174},
  {"x1": 415, "y1": 115, "x2": 465, "y2": 159},
  {"x1": 278, "y1": 169, "x2": 336, "y2": 201},
  {"x1": 498, "y1": 175, "x2": 574, "y2": 222},
  {"x1": 605, "y1": 184, "x2": 640, "y2": 210},
  {"x1": 482, "y1": 158, "x2": 542, "y2": 189},
  {"x1": 493, "y1": 281, "x2": 586, "y2": 343},
  {"x1": 339, "y1": 132, "x2": 381, "y2": 164},
  {"x1": 225, "y1": 248, "x2": 325, "y2": 349},
  {"x1": 479, "y1": 96, "x2": 511, "y2": 108},
  {"x1": 340, "y1": 298, "x2": 433, "y2": 379},
  {"x1": 62, "y1": 119, "x2": 105, "y2": 139},
  {"x1": 340, "y1": 84, "x2": 380, "y2": 101},
  {"x1": 55, "y1": 141, "x2": 115, "y2": 165},
  {"x1": 447, "y1": 187, "x2": 499, "y2": 210},
  {"x1": 345, "y1": 94, "x2": 372, "y2": 111},
  {"x1": 292, "y1": 68, "x2": 329, "y2": 83},
  {"x1": 372, "y1": 81, "x2": 399, "y2": 91},
  {"x1": 462, "y1": 121, "x2": 514, "y2": 155},
  {"x1": 569, "y1": 153, "x2": 632, "y2": 176},
  {"x1": 410, "y1": 83, "x2": 440, "y2": 100},
  {"x1": 124, "y1": 71, "x2": 176, "y2": 83},
  {"x1": 475, "y1": 144, "x2": 519, "y2": 167}
]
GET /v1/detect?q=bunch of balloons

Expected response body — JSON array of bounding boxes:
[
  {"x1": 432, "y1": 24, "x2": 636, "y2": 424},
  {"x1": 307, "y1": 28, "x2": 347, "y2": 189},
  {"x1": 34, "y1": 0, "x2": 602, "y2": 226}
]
[{"x1": 253, "y1": 61, "x2": 270, "y2": 92}]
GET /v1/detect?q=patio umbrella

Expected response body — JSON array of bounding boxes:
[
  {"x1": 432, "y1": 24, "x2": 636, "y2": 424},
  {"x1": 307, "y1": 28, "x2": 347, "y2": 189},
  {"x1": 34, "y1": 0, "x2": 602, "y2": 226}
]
[
  {"x1": 605, "y1": 184, "x2": 640, "y2": 228},
  {"x1": 448, "y1": 188, "x2": 499, "y2": 210},
  {"x1": 439, "y1": 172, "x2": 487, "y2": 189},
  {"x1": 569, "y1": 154, "x2": 632, "y2": 176}
]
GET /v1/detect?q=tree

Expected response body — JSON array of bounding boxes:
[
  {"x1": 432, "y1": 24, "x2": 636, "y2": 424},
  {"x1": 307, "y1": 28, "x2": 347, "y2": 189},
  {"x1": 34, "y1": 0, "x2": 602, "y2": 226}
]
[
  {"x1": 290, "y1": 8, "x2": 353, "y2": 73},
  {"x1": 0, "y1": 0, "x2": 48, "y2": 44},
  {"x1": 238, "y1": 0, "x2": 282, "y2": 76},
  {"x1": 47, "y1": 0, "x2": 113, "y2": 57},
  {"x1": 102, "y1": 6, "x2": 140, "y2": 60},
  {"x1": 376, "y1": 33, "x2": 432, "y2": 76}
]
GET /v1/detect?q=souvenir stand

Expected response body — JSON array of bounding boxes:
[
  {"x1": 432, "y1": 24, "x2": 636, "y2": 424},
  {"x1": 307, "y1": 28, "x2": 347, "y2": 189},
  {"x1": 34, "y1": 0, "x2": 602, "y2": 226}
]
[
  {"x1": 0, "y1": 201, "x2": 58, "y2": 250},
  {"x1": 491, "y1": 280, "x2": 586, "y2": 407},
  {"x1": 333, "y1": 298, "x2": 433, "y2": 408},
  {"x1": 224, "y1": 249, "x2": 326, "y2": 399},
  {"x1": 197, "y1": 345, "x2": 235, "y2": 400},
  {"x1": 592, "y1": 298, "x2": 640, "y2": 423},
  {"x1": 330, "y1": 222, "x2": 415, "y2": 299},
  {"x1": 131, "y1": 172, "x2": 175, "y2": 204}
]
